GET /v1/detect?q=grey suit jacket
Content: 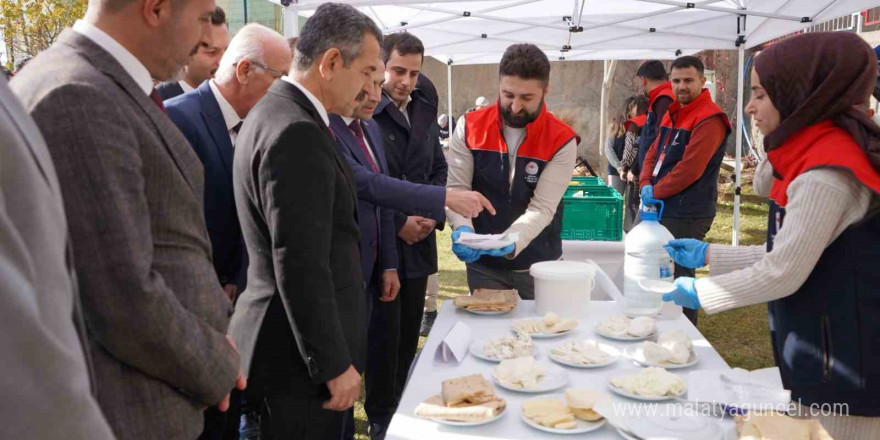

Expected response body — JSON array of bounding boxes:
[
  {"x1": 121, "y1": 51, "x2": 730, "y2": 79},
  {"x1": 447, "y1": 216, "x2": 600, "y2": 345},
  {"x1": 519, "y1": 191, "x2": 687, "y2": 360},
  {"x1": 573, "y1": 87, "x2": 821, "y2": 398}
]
[
  {"x1": 11, "y1": 30, "x2": 239, "y2": 440},
  {"x1": 0, "y1": 77, "x2": 116, "y2": 440}
]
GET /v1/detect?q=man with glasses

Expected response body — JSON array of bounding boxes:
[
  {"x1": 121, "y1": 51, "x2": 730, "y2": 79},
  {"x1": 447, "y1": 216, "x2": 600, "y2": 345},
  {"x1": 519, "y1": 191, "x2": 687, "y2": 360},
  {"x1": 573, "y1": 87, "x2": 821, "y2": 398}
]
[{"x1": 164, "y1": 22, "x2": 290, "y2": 439}]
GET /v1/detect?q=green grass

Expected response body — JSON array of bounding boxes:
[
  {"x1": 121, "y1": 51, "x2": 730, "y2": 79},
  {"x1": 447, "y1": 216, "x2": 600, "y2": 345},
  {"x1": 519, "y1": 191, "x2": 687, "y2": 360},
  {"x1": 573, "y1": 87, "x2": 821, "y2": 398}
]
[{"x1": 352, "y1": 175, "x2": 775, "y2": 437}]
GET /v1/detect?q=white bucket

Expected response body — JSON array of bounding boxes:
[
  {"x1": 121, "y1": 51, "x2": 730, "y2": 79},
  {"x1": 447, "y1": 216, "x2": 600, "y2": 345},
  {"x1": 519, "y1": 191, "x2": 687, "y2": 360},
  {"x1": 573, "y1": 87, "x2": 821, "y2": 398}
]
[{"x1": 529, "y1": 261, "x2": 596, "y2": 318}]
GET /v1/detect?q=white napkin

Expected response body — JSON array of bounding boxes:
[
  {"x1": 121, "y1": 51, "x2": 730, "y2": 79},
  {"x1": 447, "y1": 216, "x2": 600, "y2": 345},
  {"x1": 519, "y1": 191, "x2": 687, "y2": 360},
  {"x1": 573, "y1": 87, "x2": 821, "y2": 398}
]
[
  {"x1": 434, "y1": 320, "x2": 472, "y2": 364},
  {"x1": 688, "y1": 367, "x2": 791, "y2": 409},
  {"x1": 455, "y1": 232, "x2": 519, "y2": 250}
]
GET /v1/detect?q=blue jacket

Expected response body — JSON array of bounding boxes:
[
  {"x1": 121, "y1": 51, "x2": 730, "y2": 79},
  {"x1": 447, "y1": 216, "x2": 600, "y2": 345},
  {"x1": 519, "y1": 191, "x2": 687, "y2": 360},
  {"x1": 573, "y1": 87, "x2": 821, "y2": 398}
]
[
  {"x1": 330, "y1": 114, "x2": 414, "y2": 287},
  {"x1": 165, "y1": 81, "x2": 244, "y2": 288}
]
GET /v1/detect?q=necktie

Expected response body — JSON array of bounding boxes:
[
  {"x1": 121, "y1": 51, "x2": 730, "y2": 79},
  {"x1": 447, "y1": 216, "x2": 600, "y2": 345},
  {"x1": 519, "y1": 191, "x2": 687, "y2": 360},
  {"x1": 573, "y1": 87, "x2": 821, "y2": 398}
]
[
  {"x1": 348, "y1": 120, "x2": 379, "y2": 261},
  {"x1": 349, "y1": 120, "x2": 379, "y2": 172},
  {"x1": 232, "y1": 121, "x2": 243, "y2": 134},
  {"x1": 149, "y1": 88, "x2": 167, "y2": 115}
]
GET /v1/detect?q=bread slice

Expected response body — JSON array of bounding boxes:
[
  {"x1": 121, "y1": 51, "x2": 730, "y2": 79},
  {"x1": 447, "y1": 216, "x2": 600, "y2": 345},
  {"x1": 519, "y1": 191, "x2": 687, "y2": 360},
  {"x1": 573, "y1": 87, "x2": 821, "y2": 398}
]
[
  {"x1": 441, "y1": 374, "x2": 494, "y2": 407},
  {"x1": 415, "y1": 395, "x2": 505, "y2": 422}
]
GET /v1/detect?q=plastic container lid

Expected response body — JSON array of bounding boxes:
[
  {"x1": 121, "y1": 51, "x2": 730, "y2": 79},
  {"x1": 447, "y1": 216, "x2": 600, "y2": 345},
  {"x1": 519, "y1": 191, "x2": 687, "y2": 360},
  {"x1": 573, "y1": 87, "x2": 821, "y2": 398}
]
[{"x1": 530, "y1": 261, "x2": 596, "y2": 281}]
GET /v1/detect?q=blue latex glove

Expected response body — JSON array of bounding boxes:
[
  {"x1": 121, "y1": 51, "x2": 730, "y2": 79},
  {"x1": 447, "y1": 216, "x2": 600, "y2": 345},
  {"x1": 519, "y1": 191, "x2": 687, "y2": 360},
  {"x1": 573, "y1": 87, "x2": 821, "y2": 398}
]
[
  {"x1": 451, "y1": 226, "x2": 481, "y2": 263},
  {"x1": 640, "y1": 184, "x2": 659, "y2": 206},
  {"x1": 663, "y1": 239, "x2": 709, "y2": 269},
  {"x1": 661, "y1": 277, "x2": 701, "y2": 310}
]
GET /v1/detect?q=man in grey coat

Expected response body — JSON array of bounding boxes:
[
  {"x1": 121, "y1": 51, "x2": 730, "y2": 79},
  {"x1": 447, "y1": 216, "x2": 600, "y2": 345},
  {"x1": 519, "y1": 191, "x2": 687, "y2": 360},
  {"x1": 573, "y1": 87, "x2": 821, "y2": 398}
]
[
  {"x1": 11, "y1": 0, "x2": 245, "y2": 439},
  {"x1": 0, "y1": 76, "x2": 116, "y2": 440}
]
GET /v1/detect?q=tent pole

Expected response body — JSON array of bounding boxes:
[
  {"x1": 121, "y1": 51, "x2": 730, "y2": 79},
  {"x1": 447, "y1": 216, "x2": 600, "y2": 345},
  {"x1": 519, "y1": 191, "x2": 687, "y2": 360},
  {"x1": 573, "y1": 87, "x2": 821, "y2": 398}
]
[
  {"x1": 447, "y1": 60, "x2": 453, "y2": 126},
  {"x1": 733, "y1": 43, "x2": 744, "y2": 246},
  {"x1": 599, "y1": 60, "x2": 607, "y2": 178},
  {"x1": 282, "y1": 5, "x2": 299, "y2": 38}
]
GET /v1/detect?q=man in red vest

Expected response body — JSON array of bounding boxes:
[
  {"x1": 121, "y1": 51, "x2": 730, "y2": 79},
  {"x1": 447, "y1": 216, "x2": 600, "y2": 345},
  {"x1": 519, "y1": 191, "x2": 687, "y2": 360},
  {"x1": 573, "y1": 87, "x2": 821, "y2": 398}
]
[
  {"x1": 446, "y1": 43, "x2": 577, "y2": 299},
  {"x1": 639, "y1": 55, "x2": 731, "y2": 325}
]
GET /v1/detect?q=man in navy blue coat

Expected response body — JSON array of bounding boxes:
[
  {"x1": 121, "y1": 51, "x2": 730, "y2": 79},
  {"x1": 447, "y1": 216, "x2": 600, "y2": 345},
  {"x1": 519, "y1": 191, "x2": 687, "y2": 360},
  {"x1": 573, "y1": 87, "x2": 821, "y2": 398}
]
[
  {"x1": 165, "y1": 24, "x2": 291, "y2": 301},
  {"x1": 333, "y1": 59, "x2": 494, "y2": 440}
]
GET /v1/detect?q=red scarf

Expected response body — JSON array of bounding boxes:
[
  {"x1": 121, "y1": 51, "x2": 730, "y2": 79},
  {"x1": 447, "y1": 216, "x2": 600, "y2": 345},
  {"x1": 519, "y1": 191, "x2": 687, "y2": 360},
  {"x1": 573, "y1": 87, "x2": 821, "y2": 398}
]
[
  {"x1": 625, "y1": 114, "x2": 647, "y2": 131},
  {"x1": 769, "y1": 120, "x2": 880, "y2": 207}
]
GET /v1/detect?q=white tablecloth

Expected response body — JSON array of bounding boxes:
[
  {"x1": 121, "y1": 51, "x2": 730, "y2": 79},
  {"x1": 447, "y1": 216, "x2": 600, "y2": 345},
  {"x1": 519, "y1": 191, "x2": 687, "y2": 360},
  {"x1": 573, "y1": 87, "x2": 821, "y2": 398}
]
[
  {"x1": 386, "y1": 301, "x2": 735, "y2": 440},
  {"x1": 562, "y1": 240, "x2": 625, "y2": 300}
]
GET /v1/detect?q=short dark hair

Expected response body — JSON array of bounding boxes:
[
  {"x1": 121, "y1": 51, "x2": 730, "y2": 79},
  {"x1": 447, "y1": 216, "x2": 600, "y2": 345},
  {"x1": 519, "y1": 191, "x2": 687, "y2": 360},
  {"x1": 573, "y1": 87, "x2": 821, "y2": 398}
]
[
  {"x1": 382, "y1": 32, "x2": 424, "y2": 64},
  {"x1": 295, "y1": 3, "x2": 383, "y2": 71},
  {"x1": 15, "y1": 57, "x2": 31, "y2": 73},
  {"x1": 671, "y1": 55, "x2": 705, "y2": 76},
  {"x1": 636, "y1": 60, "x2": 668, "y2": 81},
  {"x1": 287, "y1": 37, "x2": 299, "y2": 55},
  {"x1": 211, "y1": 6, "x2": 226, "y2": 26},
  {"x1": 625, "y1": 93, "x2": 649, "y2": 115},
  {"x1": 499, "y1": 44, "x2": 550, "y2": 85}
]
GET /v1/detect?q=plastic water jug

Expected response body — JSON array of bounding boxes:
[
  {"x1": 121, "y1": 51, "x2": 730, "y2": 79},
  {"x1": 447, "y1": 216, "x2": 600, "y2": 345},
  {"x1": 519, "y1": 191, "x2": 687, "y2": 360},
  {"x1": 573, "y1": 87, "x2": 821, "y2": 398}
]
[{"x1": 623, "y1": 201, "x2": 675, "y2": 316}]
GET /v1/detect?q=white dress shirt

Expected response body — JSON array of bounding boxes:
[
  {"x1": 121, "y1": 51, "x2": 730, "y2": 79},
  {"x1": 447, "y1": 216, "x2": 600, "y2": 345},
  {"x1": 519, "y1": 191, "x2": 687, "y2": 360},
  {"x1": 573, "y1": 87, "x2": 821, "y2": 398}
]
[
  {"x1": 281, "y1": 76, "x2": 329, "y2": 127},
  {"x1": 72, "y1": 20, "x2": 153, "y2": 96},
  {"x1": 341, "y1": 116, "x2": 379, "y2": 167},
  {"x1": 179, "y1": 81, "x2": 195, "y2": 94},
  {"x1": 208, "y1": 80, "x2": 243, "y2": 146},
  {"x1": 397, "y1": 94, "x2": 413, "y2": 126}
]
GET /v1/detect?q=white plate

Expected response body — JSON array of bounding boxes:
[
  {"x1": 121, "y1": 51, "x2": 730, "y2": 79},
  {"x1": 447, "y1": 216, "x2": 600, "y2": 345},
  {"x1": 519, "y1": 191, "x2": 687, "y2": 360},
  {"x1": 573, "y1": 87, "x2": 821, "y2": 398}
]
[
  {"x1": 638, "y1": 279, "x2": 676, "y2": 294},
  {"x1": 548, "y1": 342, "x2": 620, "y2": 369},
  {"x1": 512, "y1": 320, "x2": 577, "y2": 338},
  {"x1": 628, "y1": 414, "x2": 725, "y2": 440},
  {"x1": 430, "y1": 405, "x2": 507, "y2": 427},
  {"x1": 464, "y1": 307, "x2": 515, "y2": 316},
  {"x1": 455, "y1": 232, "x2": 519, "y2": 250},
  {"x1": 606, "y1": 376, "x2": 687, "y2": 402},
  {"x1": 469, "y1": 340, "x2": 539, "y2": 363},
  {"x1": 594, "y1": 323, "x2": 655, "y2": 342},
  {"x1": 624, "y1": 345, "x2": 699, "y2": 369},
  {"x1": 494, "y1": 365, "x2": 569, "y2": 393},
  {"x1": 519, "y1": 394, "x2": 607, "y2": 434}
]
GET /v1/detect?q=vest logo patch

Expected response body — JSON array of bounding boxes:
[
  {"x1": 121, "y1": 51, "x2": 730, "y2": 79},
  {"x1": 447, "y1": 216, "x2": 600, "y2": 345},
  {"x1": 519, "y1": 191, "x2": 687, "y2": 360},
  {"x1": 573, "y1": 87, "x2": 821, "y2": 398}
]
[{"x1": 526, "y1": 161, "x2": 539, "y2": 175}]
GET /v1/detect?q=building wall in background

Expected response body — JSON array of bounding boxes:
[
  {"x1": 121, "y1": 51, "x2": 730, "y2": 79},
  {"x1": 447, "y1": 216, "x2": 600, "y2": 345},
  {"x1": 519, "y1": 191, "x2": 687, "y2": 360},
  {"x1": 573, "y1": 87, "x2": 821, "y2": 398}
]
[{"x1": 216, "y1": 0, "x2": 282, "y2": 34}]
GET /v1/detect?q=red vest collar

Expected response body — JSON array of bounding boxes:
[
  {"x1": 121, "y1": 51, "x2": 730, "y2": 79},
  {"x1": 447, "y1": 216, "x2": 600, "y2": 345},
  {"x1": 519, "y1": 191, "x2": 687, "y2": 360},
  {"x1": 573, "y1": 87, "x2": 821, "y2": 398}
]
[
  {"x1": 625, "y1": 114, "x2": 648, "y2": 131},
  {"x1": 465, "y1": 103, "x2": 575, "y2": 159},
  {"x1": 769, "y1": 120, "x2": 880, "y2": 207},
  {"x1": 649, "y1": 81, "x2": 674, "y2": 107}
]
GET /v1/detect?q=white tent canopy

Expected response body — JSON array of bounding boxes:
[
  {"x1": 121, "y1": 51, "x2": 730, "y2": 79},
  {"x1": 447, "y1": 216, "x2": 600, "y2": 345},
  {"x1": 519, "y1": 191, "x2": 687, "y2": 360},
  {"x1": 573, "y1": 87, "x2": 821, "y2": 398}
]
[{"x1": 271, "y1": 0, "x2": 879, "y2": 244}]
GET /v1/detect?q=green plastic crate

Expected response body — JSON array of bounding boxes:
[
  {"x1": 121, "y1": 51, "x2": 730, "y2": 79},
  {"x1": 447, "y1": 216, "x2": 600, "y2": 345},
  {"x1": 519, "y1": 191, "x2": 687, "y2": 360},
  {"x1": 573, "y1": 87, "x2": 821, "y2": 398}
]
[
  {"x1": 561, "y1": 186, "x2": 623, "y2": 241},
  {"x1": 568, "y1": 176, "x2": 605, "y2": 187}
]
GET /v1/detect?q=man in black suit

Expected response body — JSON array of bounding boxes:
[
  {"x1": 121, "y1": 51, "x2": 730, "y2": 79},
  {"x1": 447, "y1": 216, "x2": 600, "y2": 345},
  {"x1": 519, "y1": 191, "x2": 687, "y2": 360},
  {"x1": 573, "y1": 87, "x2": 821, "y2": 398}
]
[
  {"x1": 156, "y1": 6, "x2": 229, "y2": 100},
  {"x1": 369, "y1": 32, "x2": 448, "y2": 439},
  {"x1": 227, "y1": 4, "x2": 382, "y2": 439}
]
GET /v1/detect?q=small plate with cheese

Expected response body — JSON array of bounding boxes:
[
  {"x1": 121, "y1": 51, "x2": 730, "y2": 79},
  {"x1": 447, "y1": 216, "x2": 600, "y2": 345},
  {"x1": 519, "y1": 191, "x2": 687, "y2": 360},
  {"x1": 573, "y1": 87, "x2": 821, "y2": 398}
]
[
  {"x1": 607, "y1": 367, "x2": 687, "y2": 401},
  {"x1": 470, "y1": 332, "x2": 539, "y2": 363},
  {"x1": 493, "y1": 356, "x2": 569, "y2": 393},
  {"x1": 511, "y1": 312, "x2": 578, "y2": 338},
  {"x1": 549, "y1": 339, "x2": 620, "y2": 369},
  {"x1": 520, "y1": 390, "x2": 608, "y2": 434}
]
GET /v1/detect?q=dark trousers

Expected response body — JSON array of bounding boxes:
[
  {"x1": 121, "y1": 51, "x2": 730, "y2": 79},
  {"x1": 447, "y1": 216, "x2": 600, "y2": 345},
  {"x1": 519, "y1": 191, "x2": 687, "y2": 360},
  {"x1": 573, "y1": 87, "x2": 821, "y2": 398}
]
[
  {"x1": 466, "y1": 261, "x2": 536, "y2": 300},
  {"x1": 343, "y1": 273, "x2": 380, "y2": 440},
  {"x1": 659, "y1": 216, "x2": 715, "y2": 326},
  {"x1": 365, "y1": 276, "x2": 427, "y2": 425},
  {"x1": 265, "y1": 393, "x2": 344, "y2": 440},
  {"x1": 624, "y1": 181, "x2": 640, "y2": 233}
]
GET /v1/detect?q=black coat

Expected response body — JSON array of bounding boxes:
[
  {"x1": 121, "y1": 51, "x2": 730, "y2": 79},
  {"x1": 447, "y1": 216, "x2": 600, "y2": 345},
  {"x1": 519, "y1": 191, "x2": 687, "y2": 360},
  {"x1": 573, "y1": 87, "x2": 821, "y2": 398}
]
[
  {"x1": 229, "y1": 80, "x2": 364, "y2": 397},
  {"x1": 372, "y1": 75, "x2": 447, "y2": 280}
]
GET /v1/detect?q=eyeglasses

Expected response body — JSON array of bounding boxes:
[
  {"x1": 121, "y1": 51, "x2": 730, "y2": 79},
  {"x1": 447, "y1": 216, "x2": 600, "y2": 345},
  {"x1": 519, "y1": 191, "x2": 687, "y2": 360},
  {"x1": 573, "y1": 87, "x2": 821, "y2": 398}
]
[{"x1": 235, "y1": 60, "x2": 286, "y2": 79}]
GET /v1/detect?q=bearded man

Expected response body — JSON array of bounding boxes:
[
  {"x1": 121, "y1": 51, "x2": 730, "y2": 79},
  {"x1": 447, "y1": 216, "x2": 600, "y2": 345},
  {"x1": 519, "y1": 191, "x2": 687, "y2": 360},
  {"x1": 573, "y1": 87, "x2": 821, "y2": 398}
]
[{"x1": 445, "y1": 43, "x2": 577, "y2": 299}]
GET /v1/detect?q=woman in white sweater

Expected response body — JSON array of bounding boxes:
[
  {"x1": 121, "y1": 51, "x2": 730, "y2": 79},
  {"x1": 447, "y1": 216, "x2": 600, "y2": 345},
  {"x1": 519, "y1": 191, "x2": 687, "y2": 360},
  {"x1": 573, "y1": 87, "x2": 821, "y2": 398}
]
[{"x1": 661, "y1": 33, "x2": 880, "y2": 438}]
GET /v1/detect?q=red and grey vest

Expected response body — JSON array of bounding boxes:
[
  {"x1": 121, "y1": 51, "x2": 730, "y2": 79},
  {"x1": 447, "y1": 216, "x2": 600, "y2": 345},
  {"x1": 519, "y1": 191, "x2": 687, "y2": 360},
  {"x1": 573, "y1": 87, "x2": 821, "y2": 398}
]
[
  {"x1": 634, "y1": 82, "x2": 674, "y2": 175},
  {"x1": 464, "y1": 104, "x2": 576, "y2": 270},
  {"x1": 765, "y1": 122, "x2": 880, "y2": 415},
  {"x1": 650, "y1": 89, "x2": 731, "y2": 218}
]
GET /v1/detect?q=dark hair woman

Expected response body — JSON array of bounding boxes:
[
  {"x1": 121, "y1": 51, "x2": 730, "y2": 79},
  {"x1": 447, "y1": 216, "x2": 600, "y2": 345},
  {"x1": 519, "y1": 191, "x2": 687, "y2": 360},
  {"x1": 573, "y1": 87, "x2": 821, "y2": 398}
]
[
  {"x1": 662, "y1": 32, "x2": 880, "y2": 437},
  {"x1": 618, "y1": 94, "x2": 649, "y2": 231}
]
